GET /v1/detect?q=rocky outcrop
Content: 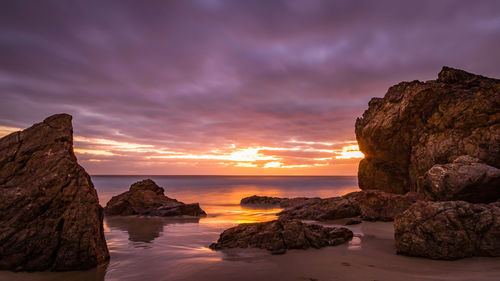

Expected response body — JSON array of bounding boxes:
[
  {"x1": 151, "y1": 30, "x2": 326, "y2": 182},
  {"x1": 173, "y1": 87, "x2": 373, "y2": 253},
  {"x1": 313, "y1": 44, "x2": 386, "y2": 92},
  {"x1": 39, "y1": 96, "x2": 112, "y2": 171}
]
[
  {"x1": 240, "y1": 195, "x2": 320, "y2": 208},
  {"x1": 104, "y1": 179, "x2": 206, "y2": 217},
  {"x1": 355, "y1": 67, "x2": 500, "y2": 202},
  {"x1": 0, "y1": 114, "x2": 109, "y2": 271},
  {"x1": 278, "y1": 192, "x2": 360, "y2": 221},
  {"x1": 278, "y1": 190, "x2": 418, "y2": 222},
  {"x1": 394, "y1": 201, "x2": 500, "y2": 260},
  {"x1": 209, "y1": 219, "x2": 353, "y2": 254},
  {"x1": 421, "y1": 156, "x2": 500, "y2": 203},
  {"x1": 357, "y1": 190, "x2": 420, "y2": 221}
]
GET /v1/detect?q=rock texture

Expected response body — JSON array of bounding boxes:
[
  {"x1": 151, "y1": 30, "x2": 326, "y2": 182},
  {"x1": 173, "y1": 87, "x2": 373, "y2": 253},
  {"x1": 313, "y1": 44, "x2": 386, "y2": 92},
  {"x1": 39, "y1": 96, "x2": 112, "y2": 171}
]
[
  {"x1": 421, "y1": 156, "x2": 500, "y2": 203},
  {"x1": 104, "y1": 179, "x2": 206, "y2": 217},
  {"x1": 395, "y1": 201, "x2": 500, "y2": 260},
  {"x1": 0, "y1": 114, "x2": 109, "y2": 271},
  {"x1": 240, "y1": 195, "x2": 320, "y2": 208},
  {"x1": 278, "y1": 190, "x2": 418, "y2": 222},
  {"x1": 355, "y1": 67, "x2": 500, "y2": 202},
  {"x1": 209, "y1": 219, "x2": 353, "y2": 254}
]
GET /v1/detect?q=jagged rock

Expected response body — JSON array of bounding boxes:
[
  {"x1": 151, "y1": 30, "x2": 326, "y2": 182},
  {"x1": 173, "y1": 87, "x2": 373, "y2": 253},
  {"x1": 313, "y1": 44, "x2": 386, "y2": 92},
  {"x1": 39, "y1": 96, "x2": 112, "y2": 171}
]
[
  {"x1": 240, "y1": 195, "x2": 320, "y2": 208},
  {"x1": 421, "y1": 156, "x2": 500, "y2": 203},
  {"x1": 104, "y1": 179, "x2": 206, "y2": 217},
  {"x1": 0, "y1": 114, "x2": 109, "y2": 271},
  {"x1": 355, "y1": 67, "x2": 500, "y2": 202},
  {"x1": 209, "y1": 219, "x2": 353, "y2": 254},
  {"x1": 357, "y1": 190, "x2": 420, "y2": 221},
  {"x1": 278, "y1": 190, "x2": 417, "y2": 222},
  {"x1": 278, "y1": 192, "x2": 360, "y2": 221},
  {"x1": 394, "y1": 201, "x2": 500, "y2": 260}
]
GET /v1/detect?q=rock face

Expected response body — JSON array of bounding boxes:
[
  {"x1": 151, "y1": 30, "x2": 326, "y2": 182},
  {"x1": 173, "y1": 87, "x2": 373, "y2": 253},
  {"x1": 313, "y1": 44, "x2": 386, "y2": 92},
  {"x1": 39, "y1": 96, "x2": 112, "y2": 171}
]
[
  {"x1": 0, "y1": 114, "x2": 109, "y2": 271},
  {"x1": 278, "y1": 190, "x2": 418, "y2": 222},
  {"x1": 209, "y1": 219, "x2": 353, "y2": 254},
  {"x1": 104, "y1": 179, "x2": 206, "y2": 217},
  {"x1": 355, "y1": 67, "x2": 500, "y2": 202},
  {"x1": 421, "y1": 156, "x2": 500, "y2": 203},
  {"x1": 394, "y1": 201, "x2": 500, "y2": 260}
]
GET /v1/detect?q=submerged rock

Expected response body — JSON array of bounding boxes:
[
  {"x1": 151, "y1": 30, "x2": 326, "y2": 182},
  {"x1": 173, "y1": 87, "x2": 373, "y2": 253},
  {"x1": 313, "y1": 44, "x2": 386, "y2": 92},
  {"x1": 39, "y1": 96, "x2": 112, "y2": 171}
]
[
  {"x1": 421, "y1": 156, "x2": 500, "y2": 203},
  {"x1": 394, "y1": 201, "x2": 500, "y2": 260},
  {"x1": 104, "y1": 179, "x2": 206, "y2": 217},
  {"x1": 0, "y1": 114, "x2": 109, "y2": 271},
  {"x1": 209, "y1": 219, "x2": 353, "y2": 253},
  {"x1": 278, "y1": 190, "x2": 418, "y2": 222},
  {"x1": 355, "y1": 67, "x2": 500, "y2": 202}
]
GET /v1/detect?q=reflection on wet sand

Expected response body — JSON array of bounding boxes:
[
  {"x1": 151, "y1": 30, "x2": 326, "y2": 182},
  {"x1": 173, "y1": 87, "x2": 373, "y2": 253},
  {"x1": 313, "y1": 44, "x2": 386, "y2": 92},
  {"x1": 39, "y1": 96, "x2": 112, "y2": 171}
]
[{"x1": 105, "y1": 216, "x2": 200, "y2": 243}]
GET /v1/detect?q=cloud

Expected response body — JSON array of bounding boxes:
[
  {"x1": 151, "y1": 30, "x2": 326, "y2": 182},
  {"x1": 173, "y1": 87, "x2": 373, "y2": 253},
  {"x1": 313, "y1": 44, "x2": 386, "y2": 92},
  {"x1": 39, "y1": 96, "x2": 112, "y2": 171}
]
[{"x1": 0, "y1": 0, "x2": 499, "y2": 174}]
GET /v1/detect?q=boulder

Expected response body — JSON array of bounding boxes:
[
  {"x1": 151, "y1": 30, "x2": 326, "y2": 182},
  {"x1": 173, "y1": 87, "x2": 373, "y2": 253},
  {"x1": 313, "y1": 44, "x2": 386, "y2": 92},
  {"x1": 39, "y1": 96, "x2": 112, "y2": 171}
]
[
  {"x1": 357, "y1": 190, "x2": 420, "y2": 221},
  {"x1": 240, "y1": 195, "x2": 320, "y2": 208},
  {"x1": 278, "y1": 192, "x2": 360, "y2": 221},
  {"x1": 209, "y1": 219, "x2": 353, "y2": 254},
  {"x1": 278, "y1": 190, "x2": 418, "y2": 222},
  {"x1": 0, "y1": 114, "x2": 109, "y2": 271},
  {"x1": 104, "y1": 179, "x2": 206, "y2": 217},
  {"x1": 394, "y1": 201, "x2": 500, "y2": 260},
  {"x1": 355, "y1": 67, "x2": 500, "y2": 202},
  {"x1": 421, "y1": 156, "x2": 500, "y2": 203}
]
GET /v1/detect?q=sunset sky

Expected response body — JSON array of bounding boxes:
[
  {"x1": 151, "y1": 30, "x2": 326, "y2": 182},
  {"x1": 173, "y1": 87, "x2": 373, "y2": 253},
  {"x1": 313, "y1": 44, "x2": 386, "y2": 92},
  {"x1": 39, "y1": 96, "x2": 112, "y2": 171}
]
[{"x1": 1, "y1": 0, "x2": 499, "y2": 175}]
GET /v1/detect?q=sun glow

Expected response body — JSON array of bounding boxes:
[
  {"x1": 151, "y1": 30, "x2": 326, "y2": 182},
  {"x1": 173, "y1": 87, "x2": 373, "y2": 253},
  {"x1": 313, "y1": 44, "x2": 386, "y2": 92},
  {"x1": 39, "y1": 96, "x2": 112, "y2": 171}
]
[{"x1": 335, "y1": 145, "x2": 364, "y2": 159}]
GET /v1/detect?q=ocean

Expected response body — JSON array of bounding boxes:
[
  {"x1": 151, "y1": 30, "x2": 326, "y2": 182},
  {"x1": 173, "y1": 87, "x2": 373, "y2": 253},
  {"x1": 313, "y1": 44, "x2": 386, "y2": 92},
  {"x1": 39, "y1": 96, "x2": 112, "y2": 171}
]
[{"x1": 2, "y1": 176, "x2": 499, "y2": 281}]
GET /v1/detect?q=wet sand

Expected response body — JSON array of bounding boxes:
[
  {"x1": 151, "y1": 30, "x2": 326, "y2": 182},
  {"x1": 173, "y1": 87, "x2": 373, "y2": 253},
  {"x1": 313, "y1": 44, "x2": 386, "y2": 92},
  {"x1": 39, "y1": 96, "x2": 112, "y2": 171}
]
[{"x1": 1, "y1": 176, "x2": 498, "y2": 281}]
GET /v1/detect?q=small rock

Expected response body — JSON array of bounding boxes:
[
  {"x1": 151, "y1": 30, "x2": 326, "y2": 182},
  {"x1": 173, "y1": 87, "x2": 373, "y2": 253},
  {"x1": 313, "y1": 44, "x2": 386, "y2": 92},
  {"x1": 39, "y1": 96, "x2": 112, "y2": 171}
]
[
  {"x1": 104, "y1": 179, "x2": 206, "y2": 217},
  {"x1": 344, "y1": 218, "x2": 362, "y2": 225}
]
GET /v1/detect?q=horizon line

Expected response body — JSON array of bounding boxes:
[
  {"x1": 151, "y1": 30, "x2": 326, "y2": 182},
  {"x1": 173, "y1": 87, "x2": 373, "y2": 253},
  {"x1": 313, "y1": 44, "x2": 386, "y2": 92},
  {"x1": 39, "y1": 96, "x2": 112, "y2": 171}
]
[{"x1": 90, "y1": 174, "x2": 358, "y2": 177}]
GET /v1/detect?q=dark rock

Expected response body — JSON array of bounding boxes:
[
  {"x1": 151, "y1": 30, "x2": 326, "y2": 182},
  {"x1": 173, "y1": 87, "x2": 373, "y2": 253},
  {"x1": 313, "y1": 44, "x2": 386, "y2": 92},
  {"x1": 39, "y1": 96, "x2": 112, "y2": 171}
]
[
  {"x1": 209, "y1": 219, "x2": 353, "y2": 253},
  {"x1": 358, "y1": 190, "x2": 420, "y2": 221},
  {"x1": 394, "y1": 201, "x2": 500, "y2": 260},
  {"x1": 279, "y1": 197, "x2": 321, "y2": 208},
  {"x1": 278, "y1": 190, "x2": 417, "y2": 222},
  {"x1": 104, "y1": 179, "x2": 206, "y2": 217},
  {"x1": 355, "y1": 67, "x2": 500, "y2": 202},
  {"x1": 240, "y1": 195, "x2": 321, "y2": 209},
  {"x1": 240, "y1": 195, "x2": 282, "y2": 206},
  {"x1": 421, "y1": 156, "x2": 500, "y2": 203},
  {"x1": 0, "y1": 114, "x2": 109, "y2": 271},
  {"x1": 344, "y1": 218, "x2": 362, "y2": 225},
  {"x1": 278, "y1": 192, "x2": 360, "y2": 221}
]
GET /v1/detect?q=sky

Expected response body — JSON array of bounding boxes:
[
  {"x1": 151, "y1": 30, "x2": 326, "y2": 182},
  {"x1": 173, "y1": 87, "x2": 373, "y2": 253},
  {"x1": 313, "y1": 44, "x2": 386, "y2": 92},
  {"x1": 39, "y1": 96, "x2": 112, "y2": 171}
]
[{"x1": 0, "y1": 0, "x2": 499, "y2": 175}]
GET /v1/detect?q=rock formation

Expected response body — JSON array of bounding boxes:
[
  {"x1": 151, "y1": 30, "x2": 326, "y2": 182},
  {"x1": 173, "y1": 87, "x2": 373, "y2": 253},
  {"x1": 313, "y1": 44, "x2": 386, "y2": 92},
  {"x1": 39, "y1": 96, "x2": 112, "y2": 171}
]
[
  {"x1": 395, "y1": 201, "x2": 500, "y2": 259},
  {"x1": 355, "y1": 67, "x2": 500, "y2": 202},
  {"x1": 278, "y1": 190, "x2": 418, "y2": 222},
  {"x1": 104, "y1": 179, "x2": 206, "y2": 217},
  {"x1": 421, "y1": 156, "x2": 500, "y2": 203},
  {"x1": 0, "y1": 114, "x2": 109, "y2": 271},
  {"x1": 209, "y1": 219, "x2": 353, "y2": 254},
  {"x1": 240, "y1": 195, "x2": 320, "y2": 208}
]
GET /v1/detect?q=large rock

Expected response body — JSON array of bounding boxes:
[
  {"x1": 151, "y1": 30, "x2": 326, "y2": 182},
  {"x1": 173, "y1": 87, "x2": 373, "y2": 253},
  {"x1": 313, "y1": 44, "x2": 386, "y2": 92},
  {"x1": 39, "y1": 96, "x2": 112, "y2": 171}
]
[
  {"x1": 278, "y1": 190, "x2": 418, "y2": 222},
  {"x1": 104, "y1": 179, "x2": 206, "y2": 217},
  {"x1": 278, "y1": 192, "x2": 360, "y2": 221},
  {"x1": 355, "y1": 67, "x2": 500, "y2": 202},
  {"x1": 209, "y1": 219, "x2": 353, "y2": 254},
  {"x1": 0, "y1": 114, "x2": 109, "y2": 271},
  {"x1": 394, "y1": 201, "x2": 500, "y2": 260},
  {"x1": 421, "y1": 156, "x2": 500, "y2": 203}
]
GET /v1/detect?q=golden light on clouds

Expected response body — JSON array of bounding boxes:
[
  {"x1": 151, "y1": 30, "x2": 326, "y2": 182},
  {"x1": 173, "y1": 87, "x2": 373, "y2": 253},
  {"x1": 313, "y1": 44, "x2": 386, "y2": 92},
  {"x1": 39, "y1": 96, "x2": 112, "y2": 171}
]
[
  {"x1": 335, "y1": 145, "x2": 365, "y2": 159},
  {"x1": 0, "y1": 126, "x2": 363, "y2": 174}
]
